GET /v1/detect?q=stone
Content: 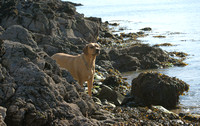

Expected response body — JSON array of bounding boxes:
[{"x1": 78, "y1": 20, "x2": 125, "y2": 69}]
[
  {"x1": 0, "y1": 39, "x2": 5, "y2": 57},
  {"x1": 152, "y1": 106, "x2": 179, "y2": 118},
  {"x1": 127, "y1": 44, "x2": 169, "y2": 69},
  {"x1": 103, "y1": 31, "x2": 114, "y2": 38},
  {"x1": 0, "y1": 0, "x2": 196, "y2": 125},
  {"x1": 131, "y1": 72, "x2": 189, "y2": 109},
  {"x1": 0, "y1": 40, "x2": 99, "y2": 125},
  {"x1": 51, "y1": 119, "x2": 70, "y2": 126},
  {"x1": 181, "y1": 113, "x2": 200, "y2": 122},
  {"x1": 97, "y1": 85, "x2": 125, "y2": 106},
  {"x1": 0, "y1": 25, "x2": 37, "y2": 48},
  {"x1": 97, "y1": 60, "x2": 114, "y2": 70},
  {"x1": 0, "y1": 26, "x2": 4, "y2": 35},
  {"x1": 140, "y1": 27, "x2": 152, "y2": 31},
  {"x1": 97, "y1": 43, "x2": 176, "y2": 72},
  {"x1": 112, "y1": 54, "x2": 140, "y2": 72},
  {"x1": 103, "y1": 75, "x2": 122, "y2": 87},
  {"x1": 72, "y1": 18, "x2": 100, "y2": 42},
  {"x1": 0, "y1": 106, "x2": 6, "y2": 120}
]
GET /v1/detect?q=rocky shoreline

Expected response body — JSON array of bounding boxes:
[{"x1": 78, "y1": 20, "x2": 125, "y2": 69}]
[{"x1": 0, "y1": 0, "x2": 199, "y2": 125}]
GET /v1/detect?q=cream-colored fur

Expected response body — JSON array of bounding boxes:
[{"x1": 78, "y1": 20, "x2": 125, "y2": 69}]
[{"x1": 52, "y1": 43, "x2": 100, "y2": 96}]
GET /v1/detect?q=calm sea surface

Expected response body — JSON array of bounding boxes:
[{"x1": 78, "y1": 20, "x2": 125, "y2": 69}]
[{"x1": 65, "y1": 0, "x2": 200, "y2": 114}]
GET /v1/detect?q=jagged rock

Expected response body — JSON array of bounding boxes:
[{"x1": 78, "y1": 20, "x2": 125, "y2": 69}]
[
  {"x1": 103, "y1": 31, "x2": 114, "y2": 38},
  {"x1": 0, "y1": 25, "x2": 37, "y2": 48},
  {"x1": 0, "y1": 0, "x2": 197, "y2": 125},
  {"x1": 180, "y1": 113, "x2": 200, "y2": 122},
  {"x1": 0, "y1": 106, "x2": 6, "y2": 126},
  {"x1": 140, "y1": 27, "x2": 152, "y2": 31},
  {"x1": 112, "y1": 54, "x2": 140, "y2": 72},
  {"x1": 0, "y1": 39, "x2": 5, "y2": 57},
  {"x1": 131, "y1": 72, "x2": 189, "y2": 109},
  {"x1": 0, "y1": 63, "x2": 16, "y2": 104},
  {"x1": 0, "y1": 0, "x2": 106, "y2": 124},
  {"x1": 72, "y1": 17, "x2": 100, "y2": 42},
  {"x1": 0, "y1": 0, "x2": 100, "y2": 43},
  {"x1": 103, "y1": 75, "x2": 122, "y2": 87},
  {"x1": 126, "y1": 44, "x2": 170, "y2": 69},
  {"x1": 0, "y1": 40, "x2": 98, "y2": 126},
  {"x1": 97, "y1": 60, "x2": 114, "y2": 70},
  {"x1": 0, "y1": 26, "x2": 4, "y2": 35},
  {"x1": 97, "y1": 85, "x2": 125, "y2": 106},
  {"x1": 97, "y1": 43, "x2": 177, "y2": 72},
  {"x1": 152, "y1": 106, "x2": 179, "y2": 117}
]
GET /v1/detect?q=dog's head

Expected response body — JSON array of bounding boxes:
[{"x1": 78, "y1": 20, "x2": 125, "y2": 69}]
[{"x1": 83, "y1": 43, "x2": 100, "y2": 56}]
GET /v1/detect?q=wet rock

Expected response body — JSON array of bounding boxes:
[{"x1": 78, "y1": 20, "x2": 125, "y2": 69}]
[
  {"x1": 97, "y1": 85, "x2": 125, "y2": 106},
  {"x1": 140, "y1": 27, "x2": 152, "y2": 31},
  {"x1": 102, "y1": 31, "x2": 114, "y2": 38},
  {"x1": 102, "y1": 43, "x2": 176, "y2": 72},
  {"x1": 153, "y1": 35, "x2": 166, "y2": 38},
  {"x1": 153, "y1": 43, "x2": 174, "y2": 47},
  {"x1": 136, "y1": 31, "x2": 145, "y2": 35},
  {"x1": 112, "y1": 54, "x2": 140, "y2": 72},
  {"x1": 120, "y1": 32, "x2": 139, "y2": 38},
  {"x1": 126, "y1": 44, "x2": 170, "y2": 69},
  {"x1": 131, "y1": 72, "x2": 189, "y2": 109},
  {"x1": 102, "y1": 100, "x2": 116, "y2": 109},
  {"x1": 180, "y1": 113, "x2": 200, "y2": 122},
  {"x1": 152, "y1": 106, "x2": 179, "y2": 118},
  {"x1": 169, "y1": 51, "x2": 189, "y2": 58},
  {"x1": 98, "y1": 22, "x2": 188, "y2": 72},
  {"x1": 108, "y1": 22, "x2": 119, "y2": 26},
  {"x1": 118, "y1": 27, "x2": 127, "y2": 31}
]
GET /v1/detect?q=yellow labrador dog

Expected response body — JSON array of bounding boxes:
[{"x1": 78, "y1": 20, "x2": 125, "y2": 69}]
[{"x1": 52, "y1": 43, "x2": 100, "y2": 96}]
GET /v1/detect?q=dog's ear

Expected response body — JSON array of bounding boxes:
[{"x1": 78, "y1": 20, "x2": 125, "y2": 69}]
[{"x1": 83, "y1": 45, "x2": 88, "y2": 55}]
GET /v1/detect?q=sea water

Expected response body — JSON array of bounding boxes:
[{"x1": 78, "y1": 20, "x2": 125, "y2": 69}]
[{"x1": 65, "y1": 0, "x2": 200, "y2": 114}]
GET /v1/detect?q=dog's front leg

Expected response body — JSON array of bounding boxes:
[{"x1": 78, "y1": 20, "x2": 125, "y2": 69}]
[
  {"x1": 87, "y1": 76, "x2": 94, "y2": 96},
  {"x1": 78, "y1": 79, "x2": 84, "y2": 88}
]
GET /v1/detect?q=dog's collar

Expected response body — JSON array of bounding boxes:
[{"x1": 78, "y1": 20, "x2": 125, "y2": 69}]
[{"x1": 82, "y1": 54, "x2": 91, "y2": 70}]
